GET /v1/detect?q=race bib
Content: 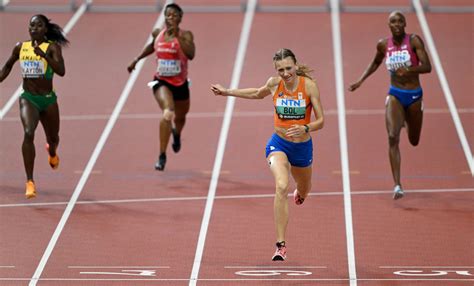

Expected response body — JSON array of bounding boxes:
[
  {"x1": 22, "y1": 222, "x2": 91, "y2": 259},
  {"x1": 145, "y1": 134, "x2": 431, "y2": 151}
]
[
  {"x1": 386, "y1": 50, "x2": 411, "y2": 72},
  {"x1": 157, "y1": 59, "x2": 181, "y2": 76},
  {"x1": 275, "y1": 98, "x2": 306, "y2": 120},
  {"x1": 20, "y1": 60, "x2": 45, "y2": 78}
]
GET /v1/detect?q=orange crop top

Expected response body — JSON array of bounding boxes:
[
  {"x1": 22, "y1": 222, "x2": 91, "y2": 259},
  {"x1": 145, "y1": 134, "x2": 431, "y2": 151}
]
[{"x1": 273, "y1": 76, "x2": 312, "y2": 128}]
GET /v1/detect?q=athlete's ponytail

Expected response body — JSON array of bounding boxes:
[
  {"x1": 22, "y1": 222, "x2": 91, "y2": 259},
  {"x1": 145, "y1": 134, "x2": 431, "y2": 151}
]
[
  {"x1": 32, "y1": 14, "x2": 70, "y2": 47},
  {"x1": 273, "y1": 48, "x2": 314, "y2": 80}
]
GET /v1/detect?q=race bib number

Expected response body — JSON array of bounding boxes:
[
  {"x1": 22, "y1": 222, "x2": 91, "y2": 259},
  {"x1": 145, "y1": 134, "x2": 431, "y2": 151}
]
[
  {"x1": 275, "y1": 98, "x2": 306, "y2": 120},
  {"x1": 21, "y1": 60, "x2": 45, "y2": 78},
  {"x1": 157, "y1": 59, "x2": 181, "y2": 76},
  {"x1": 386, "y1": 50, "x2": 411, "y2": 71}
]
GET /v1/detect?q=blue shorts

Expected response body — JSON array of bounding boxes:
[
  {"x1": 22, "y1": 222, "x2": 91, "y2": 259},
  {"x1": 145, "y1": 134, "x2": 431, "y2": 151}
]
[
  {"x1": 388, "y1": 85, "x2": 423, "y2": 109},
  {"x1": 265, "y1": 133, "x2": 313, "y2": 167}
]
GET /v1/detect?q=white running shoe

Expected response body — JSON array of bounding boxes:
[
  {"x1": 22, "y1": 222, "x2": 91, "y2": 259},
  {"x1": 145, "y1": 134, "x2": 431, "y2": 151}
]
[{"x1": 393, "y1": 185, "x2": 404, "y2": 200}]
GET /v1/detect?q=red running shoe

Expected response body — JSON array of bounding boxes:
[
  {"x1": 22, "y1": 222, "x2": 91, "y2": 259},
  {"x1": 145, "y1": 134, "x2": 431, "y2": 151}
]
[
  {"x1": 293, "y1": 189, "x2": 305, "y2": 205},
  {"x1": 272, "y1": 241, "x2": 287, "y2": 261}
]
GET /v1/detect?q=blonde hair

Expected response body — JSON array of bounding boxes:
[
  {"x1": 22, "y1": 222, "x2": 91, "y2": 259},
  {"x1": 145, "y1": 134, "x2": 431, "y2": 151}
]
[{"x1": 273, "y1": 48, "x2": 314, "y2": 80}]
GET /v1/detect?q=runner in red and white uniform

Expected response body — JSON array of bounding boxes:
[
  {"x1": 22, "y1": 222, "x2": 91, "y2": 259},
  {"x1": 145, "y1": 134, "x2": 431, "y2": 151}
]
[{"x1": 128, "y1": 3, "x2": 195, "y2": 171}]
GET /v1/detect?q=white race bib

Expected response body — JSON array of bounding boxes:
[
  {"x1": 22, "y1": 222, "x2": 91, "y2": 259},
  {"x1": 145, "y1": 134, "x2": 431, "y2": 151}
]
[
  {"x1": 385, "y1": 50, "x2": 412, "y2": 72},
  {"x1": 157, "y1": 59, "x2": 181, "y2": 76},
  {"x1": 275, "y1": 98, "x2": 306, "y2": 120},
  {"x1": 21, "y1": 60, "x2": 45, "y2": 78}
]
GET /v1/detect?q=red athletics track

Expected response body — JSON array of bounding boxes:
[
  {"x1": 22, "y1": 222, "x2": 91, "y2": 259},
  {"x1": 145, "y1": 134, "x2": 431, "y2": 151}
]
[
  {"x1": 1, "y1": 1, "x2": 473, "y2": 286},
  {"x1": 341, "y1": 4, "x2": 474, "y2": 286},
  {"x1": 197, "y1": 10, "x2": 351, "y2": 286},
  {"x1": 0, "y1": 10, "x2": 188, "y2": 285},
  {"x1": 3, "y1": 10, "x2": 247, "y2": 286},
  {"x1": 0, "y1": 12, "x2": 77, "y2": 282}
]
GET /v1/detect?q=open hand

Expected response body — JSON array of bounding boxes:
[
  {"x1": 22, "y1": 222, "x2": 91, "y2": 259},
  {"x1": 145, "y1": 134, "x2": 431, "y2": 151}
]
[
  {"x1": 285, "y1": 124, "x2": 306, "y2": 138},
  {"x1": 210, "y1": 84, "x2": 227, "y2": 96}
]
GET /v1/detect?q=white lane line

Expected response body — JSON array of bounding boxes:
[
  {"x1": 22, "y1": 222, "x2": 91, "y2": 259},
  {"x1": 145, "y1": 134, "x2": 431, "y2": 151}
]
[
  {"x1": 330, "y1": 0, "x2": 357, "y2": 285},
  {"x1": 413, "y1": 0, "x2": 474, "y2": 176},
  {"x1": 188, "y1": 1, "x2": 257, "y2": 285},
  {"x1": 380, "y1": 266, "x2": 474, "y2": 268},
  {"x1": 0, "y1": 2, "x2": 88, "y2": 120},
  {"x1": 0, "y1": 266, "x2": 15, "y2": 268},
  {"x1": 1, "y1": 187, "x2": 472, "y2": 208},
  {"x1": 3, "y1": 278, "x2": 473, "y2": 281},
  {"x1": 27, "y1": 3, "x2": 171, "y2": 285},
  {"x1": 68, "y1": 266, "x2": 170, "y2": 268},
  {"x1": 2, "y1": 107, "x2": 473, "y2": 122},
  {"x1": 225, "y1": 266, "x2": 327, "y2": 268}
]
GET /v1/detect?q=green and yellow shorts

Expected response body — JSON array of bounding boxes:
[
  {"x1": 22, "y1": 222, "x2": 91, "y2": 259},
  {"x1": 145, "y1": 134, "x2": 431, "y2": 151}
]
[{"x1": 20, "y1": 90, "x2": 57, "y2": 112}]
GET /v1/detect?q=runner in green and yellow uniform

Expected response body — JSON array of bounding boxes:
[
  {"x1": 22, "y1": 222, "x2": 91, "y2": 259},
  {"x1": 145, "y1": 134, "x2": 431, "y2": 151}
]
[{"x1": 0, "y1": 14, "x2": 69, "y2": 199}]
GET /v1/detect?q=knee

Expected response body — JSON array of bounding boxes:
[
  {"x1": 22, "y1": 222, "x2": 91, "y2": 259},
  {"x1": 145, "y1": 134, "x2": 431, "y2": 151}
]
[
  {"x1": 23, "y1": 128, "x2": 35, "y2": 142},
  {"x1": 388, "y1": 133, "x2": 400, "y2": 147},
  {"x1": 162, "y1": 109, "x2": 175, "y2": 122},
  {"x1": 275, "y1": 180, "x2": 289, "y2": 198}
]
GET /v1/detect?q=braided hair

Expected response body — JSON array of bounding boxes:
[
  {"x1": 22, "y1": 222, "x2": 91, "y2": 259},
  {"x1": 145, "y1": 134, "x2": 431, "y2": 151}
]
[
  {"x1": 273, "y1": 48, "x2": 313, "y2": 80},
  {"x1": 31, "y1": 14, "x2": 69, "y2": 46}
]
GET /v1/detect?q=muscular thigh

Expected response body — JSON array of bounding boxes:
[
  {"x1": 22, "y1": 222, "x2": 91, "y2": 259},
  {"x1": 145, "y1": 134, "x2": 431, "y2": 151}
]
[
  {"x1": 19, "y1": 97, "x2": 40, "y2": 131},
  {"x1": 385, "y1": 95, "x2": 405, "y2": 135},
  {"x1": 290, "y1": 165, "x2": 312, "y2": 186},
  {"x1": 267, "y1": 152, "x2": 291, "y2": 185},
  {"x1": 40, "y1": 102, "x2": 60, "y2": 136},
  {"x1": 154, "y1": 85, "x2": 174, "y2": 110},
  {"x1": 174, "y1": 99, "x2": 190, "y2": 119}
]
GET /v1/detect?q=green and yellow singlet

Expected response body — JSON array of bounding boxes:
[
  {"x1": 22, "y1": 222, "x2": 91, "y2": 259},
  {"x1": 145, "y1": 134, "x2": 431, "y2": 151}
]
[{"x1": 19, "y1": 41, "x2": 54, "y2": 80}]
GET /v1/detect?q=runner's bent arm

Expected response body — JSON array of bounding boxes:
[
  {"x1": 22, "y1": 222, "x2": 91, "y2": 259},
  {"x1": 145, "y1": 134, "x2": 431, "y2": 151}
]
[
  {"x1": 127, "y1": 28, "x2": 160, "y2": 72},
  {"x1": 178, "y1": 30, "x2": 195, "y2": 60},
  {"x1": 285, "y1": 79, "x2": 324, "y2": 138},
  {"x1": 400, "y1": 35, "x2": 432, "y2": 76},
  {"x1": 307, "y1": 80, "x2": 324, "y2": 132},
  {"x1": 0, "y1": 43, "x2": 20, "y2": 82},
  {"x1": 37, "y1": 43, "x2": 65, "y2": 76}
]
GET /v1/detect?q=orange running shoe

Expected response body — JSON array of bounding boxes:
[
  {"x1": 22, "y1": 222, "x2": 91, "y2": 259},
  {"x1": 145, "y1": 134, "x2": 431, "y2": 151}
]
[
  {"x1": 25, "y1": 180, "x2": 36, "y2": 199},
  {"x1": 46, "y1": 144, "x2": 59, "y2": 170}
]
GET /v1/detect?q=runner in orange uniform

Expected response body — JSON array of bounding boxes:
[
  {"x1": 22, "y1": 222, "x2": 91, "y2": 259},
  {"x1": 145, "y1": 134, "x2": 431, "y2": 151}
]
[{"x1": 211, "y1": 48, "x2": 324, "y2": 261}]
